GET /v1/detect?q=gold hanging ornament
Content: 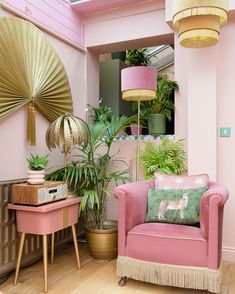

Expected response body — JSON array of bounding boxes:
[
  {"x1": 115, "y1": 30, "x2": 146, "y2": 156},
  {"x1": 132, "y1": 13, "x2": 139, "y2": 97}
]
[
  {"x1": 173, "y1": 0, "x2": 228, "y2": 48},
  {"x1": 0, "y1": 17, "x2": 73, "y2": 145}
]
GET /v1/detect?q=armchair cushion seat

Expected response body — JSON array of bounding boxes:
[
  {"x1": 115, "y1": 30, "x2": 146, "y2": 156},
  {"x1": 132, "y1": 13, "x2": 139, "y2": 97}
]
[{"x1": 126, "y1": 223, "x2": 207, "y2": 267}]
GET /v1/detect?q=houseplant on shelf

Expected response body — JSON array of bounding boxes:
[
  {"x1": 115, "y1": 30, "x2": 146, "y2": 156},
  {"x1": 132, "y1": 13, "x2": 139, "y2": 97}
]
[
  {"x1": 47, "y1": 115, "x2": 133, "y2": 259},
  {"x1": 140, "y1": 138, "x2": 187, "y2": 179},
  {"x1": 124, "y1": 48, "x2": 153, "y2": 135},
  {"x1": 27, "y1": 153, "x2": 48, "y2": 184},
  {"x1": 125, "y1": 48, "x2": 151, "y2": 66},
  {"x1": 146, "y1": 74, "x2": 179, "y2": 135},
  {"x1": 87, "y1": 104, "x2": 113, "y2": 124}
]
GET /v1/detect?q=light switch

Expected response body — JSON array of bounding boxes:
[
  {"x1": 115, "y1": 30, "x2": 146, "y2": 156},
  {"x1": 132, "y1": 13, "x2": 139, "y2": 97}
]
[{"x1": 220, "y1": 127, "x2": 231, "y2": 137}]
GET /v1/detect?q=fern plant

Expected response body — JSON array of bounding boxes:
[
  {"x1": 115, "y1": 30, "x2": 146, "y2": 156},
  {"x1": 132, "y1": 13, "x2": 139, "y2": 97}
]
[
  {"x1": 27, "y1": 153, "x2": 48, "y2": 170},
  {"x1": 140, "y1": 138, "x2": 187, "y2": 179}
]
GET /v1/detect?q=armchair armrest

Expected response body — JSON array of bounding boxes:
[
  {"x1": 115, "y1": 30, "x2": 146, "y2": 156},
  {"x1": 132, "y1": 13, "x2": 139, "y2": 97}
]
[
  {"x1": 114, "y1": 179, "x2": 154, "y2": 256},
  {"x1": 200, "y1": 181, "x2": 229, "y2": 269},
  {"x1": 200, "y1": 181, "x2": 229, "y2": 238},
  {"x1": 201, "y1": 182, "x2": 228, "y2": 207}
]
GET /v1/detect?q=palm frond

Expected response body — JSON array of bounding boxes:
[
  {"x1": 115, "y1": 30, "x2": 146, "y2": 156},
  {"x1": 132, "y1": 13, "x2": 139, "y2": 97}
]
[{"x1": 48, "y1": 117, "x2": 131, "y2": 230}]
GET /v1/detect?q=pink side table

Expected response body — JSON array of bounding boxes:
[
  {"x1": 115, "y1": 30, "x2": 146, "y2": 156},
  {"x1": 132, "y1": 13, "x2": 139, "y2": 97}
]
[{"x1": 8, "y1": 197, "x2": 82, "y2": 293}]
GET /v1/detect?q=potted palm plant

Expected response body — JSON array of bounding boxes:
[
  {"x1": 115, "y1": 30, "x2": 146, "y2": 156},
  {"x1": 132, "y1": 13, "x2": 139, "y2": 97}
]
[
  {"x1": 146, "y1": 74, "x2": 179, "y2": 135},
  {"x1": 47, "y1": 115, "x2": 133, "y2": 259},
  {"x1": 27, "y1": 153, "x2": 48, "y2": 184},
  {"x1": 76, "y1": 117, "x2": 132, "y2": 259}
]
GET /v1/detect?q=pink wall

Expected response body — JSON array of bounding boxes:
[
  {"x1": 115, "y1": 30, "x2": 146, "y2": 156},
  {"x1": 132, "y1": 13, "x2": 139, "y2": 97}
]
[
  {"x1": 186, "y1": 47, "x2": 218, "y2": 180},
  {"x1": 85, "y1": 50, "x2": 100, "y2": 107},
  {"x1": 0, "y1": 0, "x2": 84, "y2": 48},
  {"x1": 168, "y1": 3, "x2": 235, "y2": 261},
  {"x1": 107, "y1": 139, "x2": 165, "y2": 220},
  {"x1": 71, "y1": 0, "x2": 161, "y2": 15},
  {"x1": 84, "y1": 4, "x2": 173, "y2": 52},
  {"x1": 174, "y1": 37, "x2": 188, "y2": 144},
  {"x1": 217, "y1": 15, "x2": 235, "y2": 261},
  {"x1": 0, "y1": 9, "x2": 86, "y2": 181}
]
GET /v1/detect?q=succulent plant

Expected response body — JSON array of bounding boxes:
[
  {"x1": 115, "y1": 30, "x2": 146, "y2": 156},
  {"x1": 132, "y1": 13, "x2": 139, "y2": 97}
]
[{"x1": 27, "y1": 153, "x2": 49, "y2": 170}]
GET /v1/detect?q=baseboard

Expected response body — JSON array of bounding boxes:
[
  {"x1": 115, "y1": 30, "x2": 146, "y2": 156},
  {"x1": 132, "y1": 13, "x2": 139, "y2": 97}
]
[{"x1": 222, "y1": 246, "x2": 235, "y2": 262}]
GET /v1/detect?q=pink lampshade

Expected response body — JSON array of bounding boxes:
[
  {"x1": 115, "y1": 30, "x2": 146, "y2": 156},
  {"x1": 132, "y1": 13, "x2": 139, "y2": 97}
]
[{"x1": 121, "y1": 66, "x2": 157, "y2": 101}]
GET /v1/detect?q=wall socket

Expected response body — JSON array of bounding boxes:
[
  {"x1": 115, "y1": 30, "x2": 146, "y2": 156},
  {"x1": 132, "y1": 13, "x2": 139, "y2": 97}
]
[{"x1": 220, "y1": 127, "x2": 231, "y2": 137}]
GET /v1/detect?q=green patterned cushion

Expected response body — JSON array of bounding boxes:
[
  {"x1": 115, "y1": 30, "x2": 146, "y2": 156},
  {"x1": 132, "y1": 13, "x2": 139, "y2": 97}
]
[{"x1": 145, "y1": 186, "x2": 208, "y2": 225}]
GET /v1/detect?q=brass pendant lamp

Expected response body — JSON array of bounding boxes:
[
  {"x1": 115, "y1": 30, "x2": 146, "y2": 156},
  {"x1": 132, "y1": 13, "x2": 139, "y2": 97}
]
[
  {"x1": 0, "y1": 17, "x2": 73, "y2": 145},
  {"x1": 173, "y1": 0, "x2": 228, "y2": 48}
]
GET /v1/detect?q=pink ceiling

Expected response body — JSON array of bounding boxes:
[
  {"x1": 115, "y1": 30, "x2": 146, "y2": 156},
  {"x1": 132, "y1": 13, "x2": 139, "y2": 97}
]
[{"x1": 70, "y1": 0, "x2": 156, "y2": 15}]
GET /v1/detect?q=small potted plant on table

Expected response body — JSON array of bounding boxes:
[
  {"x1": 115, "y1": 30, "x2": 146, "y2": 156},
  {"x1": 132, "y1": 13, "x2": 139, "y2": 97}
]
[{"x1": 27, "y1": 153, "x2": 48, "y2": 185}]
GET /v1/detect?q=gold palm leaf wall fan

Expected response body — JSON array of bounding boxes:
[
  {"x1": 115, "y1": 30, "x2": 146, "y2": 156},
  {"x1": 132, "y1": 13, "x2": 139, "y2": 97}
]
[{"x1": 0, "y1": 17, "x2": 73, "y2": 145}]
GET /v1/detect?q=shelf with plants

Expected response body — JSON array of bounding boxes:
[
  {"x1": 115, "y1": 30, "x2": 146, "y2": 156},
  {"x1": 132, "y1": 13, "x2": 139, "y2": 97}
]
[{"x1": 115, "y1": 134, "x2": 175, "y2": 141}]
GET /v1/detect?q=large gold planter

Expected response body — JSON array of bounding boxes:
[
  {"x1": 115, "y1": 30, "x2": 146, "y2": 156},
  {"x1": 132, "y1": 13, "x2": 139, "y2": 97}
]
[{"x1": 85, "y1": 220, "x2": 118, "y2": 260}]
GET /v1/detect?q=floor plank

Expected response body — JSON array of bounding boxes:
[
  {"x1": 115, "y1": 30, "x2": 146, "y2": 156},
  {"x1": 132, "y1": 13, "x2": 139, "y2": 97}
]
[{"x1": 1, "y1": 242, "x2": 235, "y2": 294}]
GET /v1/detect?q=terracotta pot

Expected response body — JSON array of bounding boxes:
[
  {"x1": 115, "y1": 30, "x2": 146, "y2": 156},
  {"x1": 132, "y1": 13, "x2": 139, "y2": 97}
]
[
  {"x1": 130, "y1": 124, "x2": 142, "y2": 135},
  {"x1": 27, "y1": 170, "x2": 45, "y2": 185},
  {"x1": 85, "y1": 220, "x2": 118, "y2": 260},
  {"x1": 118, "y1": 128, "x2": 126, "y2": 136}
]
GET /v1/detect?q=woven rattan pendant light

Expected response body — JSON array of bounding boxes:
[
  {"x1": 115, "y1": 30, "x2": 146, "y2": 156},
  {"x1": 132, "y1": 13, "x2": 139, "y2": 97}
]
[
  {"x1": 0, "y1": 17, "x2": 73, "y2": 145},
  {"x1": 173, "y1": 0, "x2": 228, "y2": 48}
]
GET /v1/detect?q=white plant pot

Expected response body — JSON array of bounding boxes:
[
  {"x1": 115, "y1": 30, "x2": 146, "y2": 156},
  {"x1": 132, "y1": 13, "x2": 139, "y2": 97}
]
[{"x1": 27, "y1": 170, "x2": 45, "y2": 185}]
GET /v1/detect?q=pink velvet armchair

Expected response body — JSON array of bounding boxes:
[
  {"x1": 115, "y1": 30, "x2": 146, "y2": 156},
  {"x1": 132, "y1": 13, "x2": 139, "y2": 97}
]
[{"x1": 114, "y1": 179, "x2": 229, "y2": 293}]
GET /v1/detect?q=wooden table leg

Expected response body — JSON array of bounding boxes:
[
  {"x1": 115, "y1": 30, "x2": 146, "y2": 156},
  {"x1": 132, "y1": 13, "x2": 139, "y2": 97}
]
[
  {"x1": 51, "y1": 233, "x2": 55, "y2": 265},
  {"x1": 13, "y1": 232, "x2": 26, "y2": 286},
  {"x1": 71, "y1": 224, "x2": 80, "y2": 269},
  {"x1": 42, "y1": 235, "x2": 48, "y2": 293}
]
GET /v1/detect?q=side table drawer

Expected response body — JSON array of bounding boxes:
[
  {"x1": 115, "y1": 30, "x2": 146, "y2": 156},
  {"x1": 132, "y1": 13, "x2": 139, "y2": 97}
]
[{"x1": 8, "y1": 198, "x2": 81, "y2": 235}]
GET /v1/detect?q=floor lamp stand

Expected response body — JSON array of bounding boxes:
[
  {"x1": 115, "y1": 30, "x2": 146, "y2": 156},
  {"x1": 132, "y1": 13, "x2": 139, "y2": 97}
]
[{"x1": 136, "y1": 99, "x2": 141, "y2": 181}]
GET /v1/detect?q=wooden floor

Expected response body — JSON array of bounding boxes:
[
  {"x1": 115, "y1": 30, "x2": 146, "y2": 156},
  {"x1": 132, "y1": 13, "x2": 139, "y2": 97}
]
[{"x1": 1, "y1": 242, "x2": 235, "y2": 294}]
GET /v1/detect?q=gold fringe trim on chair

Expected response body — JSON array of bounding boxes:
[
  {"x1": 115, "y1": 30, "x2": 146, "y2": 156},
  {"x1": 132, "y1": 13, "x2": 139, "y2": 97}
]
[{"x1": 117, "y1": 256, "x2": 221, "y2": 293}]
